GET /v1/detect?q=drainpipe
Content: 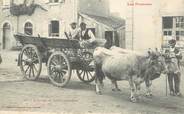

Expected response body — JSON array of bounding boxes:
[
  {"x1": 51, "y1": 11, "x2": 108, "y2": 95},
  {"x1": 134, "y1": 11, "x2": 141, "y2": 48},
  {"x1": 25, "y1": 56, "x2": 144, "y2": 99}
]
[
  {"x1": 17, "y1": 16, "x2": 19, "y2": 33},
  {"x1": 74, "y1": 0, "x2": 78, "y2": 23},
  {"x1": 131, "y1": 0, "x2": 134, "y2": 50}
]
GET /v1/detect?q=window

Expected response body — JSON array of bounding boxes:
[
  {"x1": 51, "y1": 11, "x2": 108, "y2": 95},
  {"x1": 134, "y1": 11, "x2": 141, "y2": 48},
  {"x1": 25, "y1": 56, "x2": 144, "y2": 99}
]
[
  {"x1": 49, "y1": 20, "x2": 59, "y2": 37},
  {"x1": 176, "y1": 17, "x2": 184, "y2": 29},
  {"x1": 163, "y1": 17, "x2": 173, "y2": 29},
  {"x1": 163, "y1": 31, "x2": 172, "y2": 36},
  {"x1": 176, "y1": 31, "x2": 184, "y2": 41},
  {"x1": 24, "y1": 22, "x2": 33, "y2": 35},
  {"x1": 162, "y1": 16, "x2": 184, "y2": 42},
  {"x1": 3, "y1": 23, "x2": 10, "y2": 29}
]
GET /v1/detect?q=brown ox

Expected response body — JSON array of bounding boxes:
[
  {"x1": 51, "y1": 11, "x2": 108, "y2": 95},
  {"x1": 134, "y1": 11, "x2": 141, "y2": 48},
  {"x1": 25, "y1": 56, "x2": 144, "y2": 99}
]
[{"x1": 94, "y1": 47, "x2": 166, "y2": 102}]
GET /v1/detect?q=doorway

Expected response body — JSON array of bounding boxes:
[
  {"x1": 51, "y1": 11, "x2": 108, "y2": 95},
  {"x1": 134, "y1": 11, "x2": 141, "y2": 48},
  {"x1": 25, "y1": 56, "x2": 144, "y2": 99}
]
[
  {"x1": 2, "y1": 23, "x2": 11, "y2": 49},
  {"x1": 105, "y1": 31, "x2": 119, "y2": 49}
]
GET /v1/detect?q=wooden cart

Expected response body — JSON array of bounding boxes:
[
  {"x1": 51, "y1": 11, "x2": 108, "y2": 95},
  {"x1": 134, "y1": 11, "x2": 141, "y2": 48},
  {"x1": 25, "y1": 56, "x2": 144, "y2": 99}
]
[{"x1": 14, "y1": 33, "x2": 99, "y2": 87}]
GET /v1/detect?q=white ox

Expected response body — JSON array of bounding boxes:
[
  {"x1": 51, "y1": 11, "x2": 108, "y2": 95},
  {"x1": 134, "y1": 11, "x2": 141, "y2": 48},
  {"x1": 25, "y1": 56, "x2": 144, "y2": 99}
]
[
  {"x1": 110, "y1": 46, "x2": 167, "y2": 97},
  {"x1": 93, "y1": 47, "x2": 166, "y2": 102}
]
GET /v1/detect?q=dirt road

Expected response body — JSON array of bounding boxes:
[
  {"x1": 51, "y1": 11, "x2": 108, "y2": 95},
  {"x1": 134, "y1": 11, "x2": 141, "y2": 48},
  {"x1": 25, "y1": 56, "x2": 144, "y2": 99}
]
[{"x1": 0, "y1": 51, "x2": 184, "y2": 114}]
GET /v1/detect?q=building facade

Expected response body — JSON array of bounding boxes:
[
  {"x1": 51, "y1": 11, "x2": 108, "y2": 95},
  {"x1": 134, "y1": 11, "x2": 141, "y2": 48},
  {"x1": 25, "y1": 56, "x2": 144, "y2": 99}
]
[
  {"x1": 0, "y1": 0, "x2": 125, "y2": 50},
  {"x1": 0, "y1": 0, "x2": 77, "y2": 50},
  {"x1": 125, "y1": 0, "x2": 184, "y2": 51}
]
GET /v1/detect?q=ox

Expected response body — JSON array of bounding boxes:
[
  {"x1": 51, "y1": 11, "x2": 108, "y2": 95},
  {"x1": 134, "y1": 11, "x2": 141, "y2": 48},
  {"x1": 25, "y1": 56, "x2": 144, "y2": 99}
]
[
  {"x1": 93, "y1": 47, "x2": 166, "y2": 102},
  {"x1": 110, "y1": 46, "x2": 167, "y2": 97}
]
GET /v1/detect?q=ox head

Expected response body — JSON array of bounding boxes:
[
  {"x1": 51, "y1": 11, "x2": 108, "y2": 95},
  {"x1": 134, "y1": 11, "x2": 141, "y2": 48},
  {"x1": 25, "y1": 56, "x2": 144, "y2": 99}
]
[
  {"x1": 93, "y1": 47, "x2": 114, "y2": 65},
  {"x1": 146, "y1": 49, "x2": 167, "y2": 80}
]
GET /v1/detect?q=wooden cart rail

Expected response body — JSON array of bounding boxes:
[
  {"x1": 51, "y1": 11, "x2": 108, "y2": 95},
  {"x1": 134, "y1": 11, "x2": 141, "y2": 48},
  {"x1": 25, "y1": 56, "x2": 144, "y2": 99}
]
[{"x1": 14, "y1": 33, "x2": 81, "y2": 49}]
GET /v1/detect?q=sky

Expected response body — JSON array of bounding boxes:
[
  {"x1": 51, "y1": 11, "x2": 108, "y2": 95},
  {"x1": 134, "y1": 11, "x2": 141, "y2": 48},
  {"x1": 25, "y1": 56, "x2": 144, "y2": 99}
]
[{"x1": 109, "y1": 0, "x2": 126, "y2": 18}]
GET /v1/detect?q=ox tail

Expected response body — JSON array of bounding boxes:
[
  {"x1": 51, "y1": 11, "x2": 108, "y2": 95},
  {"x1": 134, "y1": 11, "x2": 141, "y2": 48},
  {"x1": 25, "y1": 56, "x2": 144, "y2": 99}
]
[{"x1": 95, "y1": 63, "x2": 105, "y2": 84}]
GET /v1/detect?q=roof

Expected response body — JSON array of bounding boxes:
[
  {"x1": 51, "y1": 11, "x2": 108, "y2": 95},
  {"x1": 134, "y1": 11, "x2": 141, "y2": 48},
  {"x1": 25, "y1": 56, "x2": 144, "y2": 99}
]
[{"x1": 79, "y1": 13, "x2": 125, "y2": 30}]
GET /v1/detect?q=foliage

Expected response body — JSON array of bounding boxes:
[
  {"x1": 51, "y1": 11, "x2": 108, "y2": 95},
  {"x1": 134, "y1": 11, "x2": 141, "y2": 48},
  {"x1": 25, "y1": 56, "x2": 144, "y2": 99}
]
[{"x1": 10, "y1": 3, "x2": 46, "y2": 16}]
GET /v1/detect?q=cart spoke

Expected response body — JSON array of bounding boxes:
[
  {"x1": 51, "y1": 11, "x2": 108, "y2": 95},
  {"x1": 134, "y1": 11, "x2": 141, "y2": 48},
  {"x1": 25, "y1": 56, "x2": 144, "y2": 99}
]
[
  {"x1": 24, "y1": 48, "x2": 29, "y2": 57},
  {"x1": 22, "y1": 53, "x2": 29, "y2": 60},
  {"x1": 54, "y1": 72, "x2": 59, "y2": 81},
  {"x1": 82, "y1": 71, "x2": 86, "y2": 80},
  {"x1": 28, "y1": 66, "x2": 32, "y2": 77},
  {"x1": 57, "y1": 72, "x2": 62, "y2": 82},
  {"x1": 61, "y1": 70, "x2": 67, "y2": 75},
  {"x1": 50, "y1": 60, "x2": 57, "y2": 66},
  {"x1": 32, "y1": 58, "x2": 39, "y2": 63},
  {"x1": 50, "y1": 68, "x2": 55, "y2": 75},
  {"x1": 25, "y1": 66, "x2": 30, "y2": 74},
  {"x1": 33, "y1": 64, "x2": 38, "y2": 74},
  {"x1": 60, "y1": 73, "x2": 65, "y2": 83},
  {"x1": 57, "y1": 73, "x2": 61, "y2": 83},
  {"x1": 31, "y1": 66, "x2": 35, "y2": 77},
  {"x1": 52, "y1": 57, "x2": 59, "y2": 65},
  {"x1": 30, "y1": 48, "x2": 33, "y2": 58},
  {"x1": 26, "y1": 48, "x2": 31, "y2": 58},
  {"x1": 54, "y1": 56, "x2": 60, "y2": 65},
  {"x1": 78, "y1": 70, "x2": 84, "y2": 76},
  {"x1": 51, "y1": 71, "x2": 56, "y2": 79},
  {"x1": 88, "y1": 72, "x2": 93, "y2": 78},
  {"x1": 86, "y1": 71, "x2": 90, "y2": 81}
]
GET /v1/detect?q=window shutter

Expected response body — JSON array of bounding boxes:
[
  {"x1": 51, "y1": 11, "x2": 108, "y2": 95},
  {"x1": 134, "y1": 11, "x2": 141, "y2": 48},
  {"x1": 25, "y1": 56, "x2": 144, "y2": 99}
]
[{"x1": 48, "y1": 23, "x2": 51, "y2": 37}]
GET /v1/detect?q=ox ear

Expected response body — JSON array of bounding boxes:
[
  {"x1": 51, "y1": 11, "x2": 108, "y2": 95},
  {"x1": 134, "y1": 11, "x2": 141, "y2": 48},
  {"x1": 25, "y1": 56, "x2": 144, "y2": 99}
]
[
  {"x1": 155, "y1": 48, "x2": 161, "y2": 56},
  {"x1": 147, "y1": 48, "x2": 153, "y2": 56},
  {"x1": 155, "y1": 48, "x2": 158, "y2": 52}
]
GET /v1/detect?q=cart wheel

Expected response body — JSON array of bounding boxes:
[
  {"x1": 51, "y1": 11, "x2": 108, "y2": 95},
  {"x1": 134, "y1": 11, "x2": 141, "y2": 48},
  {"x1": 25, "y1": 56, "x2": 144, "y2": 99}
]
[
  {"x1": 77, "y1": 52, "x2": 95, "y2": 83},
  {"x1": 47, "y1": 51, "x2": 71, "y2": 87},
  {"x1": 20, "y1": 44, "x2": 42, "y2": 80}
]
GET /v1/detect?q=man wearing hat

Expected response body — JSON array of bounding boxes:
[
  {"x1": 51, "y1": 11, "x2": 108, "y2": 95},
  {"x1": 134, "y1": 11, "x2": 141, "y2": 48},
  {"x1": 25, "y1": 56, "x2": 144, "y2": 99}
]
[
  {"x1": 165, "y1": 38, "x2": 182, "y2": 96},
  {"x1": 79, "y1": 22, "x2": 96, "y2": 47},
  {"x1": 65, "y1": 22, "x2": 80, "y2": 40}
]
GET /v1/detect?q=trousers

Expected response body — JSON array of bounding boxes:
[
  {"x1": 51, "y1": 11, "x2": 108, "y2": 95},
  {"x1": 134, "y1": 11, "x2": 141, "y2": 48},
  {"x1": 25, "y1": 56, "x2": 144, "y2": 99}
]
[{"x1": 168, "y1": 72, "x2": 181, "y2": 93}]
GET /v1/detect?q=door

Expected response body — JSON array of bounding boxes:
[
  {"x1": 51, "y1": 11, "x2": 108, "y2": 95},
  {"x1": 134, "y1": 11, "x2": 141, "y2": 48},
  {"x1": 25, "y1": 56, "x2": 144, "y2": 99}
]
[
  {"x1": 105, "y1": 31, "x2": 113, "y2": 49},
  {"x1": 114, "y1": 31, "x2": 120, "y2": 47},
  {"x1": 3, "y1": 23, "x2": 11, "y2": 49}
]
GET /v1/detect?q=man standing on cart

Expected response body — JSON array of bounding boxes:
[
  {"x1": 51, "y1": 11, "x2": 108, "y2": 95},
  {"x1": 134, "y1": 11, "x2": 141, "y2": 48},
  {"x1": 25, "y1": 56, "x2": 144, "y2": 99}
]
[
  {"x1": 65, "y1": 22, "x2": 80, "y2": 40},
  {"x1": 79, "y1": 22, "x2": 96, "y2": 48}
]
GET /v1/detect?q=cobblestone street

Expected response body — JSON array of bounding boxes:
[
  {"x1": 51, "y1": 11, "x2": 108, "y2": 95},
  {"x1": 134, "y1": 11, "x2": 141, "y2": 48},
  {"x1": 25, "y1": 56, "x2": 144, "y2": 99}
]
[{"x1": 0, "y1": 51, "x2": 184, "y2": 114}]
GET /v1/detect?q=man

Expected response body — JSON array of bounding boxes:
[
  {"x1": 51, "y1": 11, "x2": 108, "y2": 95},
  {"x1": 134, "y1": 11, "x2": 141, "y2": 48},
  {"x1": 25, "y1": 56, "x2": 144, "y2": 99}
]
[
  {"x1": 165, "y1": 38, "x2": 182, "y2": 96},
  {"x1": 79, "y1": 22, "x2": 96, "y2": 48},
  {"x1": 65, "y1": 22, "x2": 80, "y2": 40}
]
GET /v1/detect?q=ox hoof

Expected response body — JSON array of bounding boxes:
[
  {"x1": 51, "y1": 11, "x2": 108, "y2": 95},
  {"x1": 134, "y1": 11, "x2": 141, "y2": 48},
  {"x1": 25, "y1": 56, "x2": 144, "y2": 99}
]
[
  {"x1": 96, "y1": 91, "x2": 102, "y2": 95},
  {"x1": 130, "y1": 97, "x2": 137, "y2": 103},
  {"x1": 112, "y1": 88, "x2": 121, "y2": 92},
  {"x1": 136, "y1": 96, "x2": 142, "y2": 100},
  {"x1": 176, "y1": 92, "x2": 182, "y2": 97},
  {"x1": 145, "y1": 93, "x2": 153, "y2": 98},
  {"x1": 170, "y1": 91, "x2": 175, "y2": 96}
]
